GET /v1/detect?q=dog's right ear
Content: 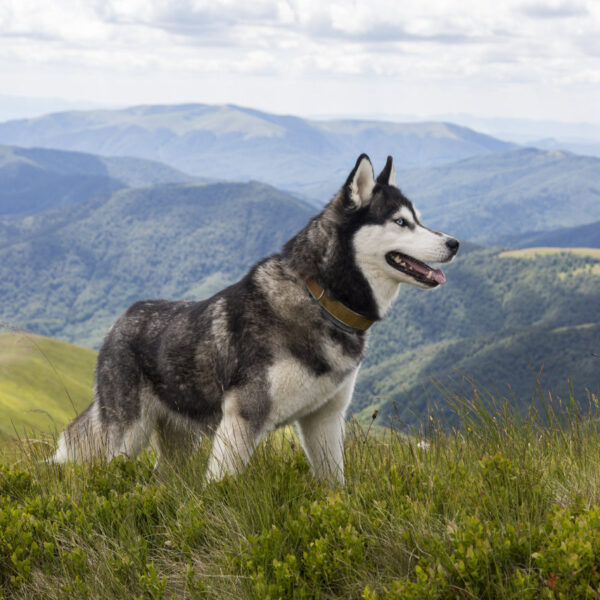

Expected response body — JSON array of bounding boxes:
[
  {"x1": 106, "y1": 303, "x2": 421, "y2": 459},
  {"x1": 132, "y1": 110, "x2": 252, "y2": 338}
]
[
  {"x1": 341, "y1": 154, "x2": 375, "y2": 211},
  {"x1": 376, "y1": 156, "x2": 396, "y2": 186}
]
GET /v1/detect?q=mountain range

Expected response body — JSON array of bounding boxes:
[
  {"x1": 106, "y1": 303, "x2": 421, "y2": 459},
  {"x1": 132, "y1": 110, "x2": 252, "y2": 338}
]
[
  {"x1": 396, "y1": 148, "x2": 600, "y2": 242},
  {"x1": 0, "y1": 104, "x2": 515, "y2": 202},
  {"x1": 496, "y1": 219, "x2": 600, "y2": 249},
  {"x1": 2, "y1": 103, "x2": 598, "y2": 240},
  {"x1": 0, "y1": 144, "x2": 193, "y2": 216}
]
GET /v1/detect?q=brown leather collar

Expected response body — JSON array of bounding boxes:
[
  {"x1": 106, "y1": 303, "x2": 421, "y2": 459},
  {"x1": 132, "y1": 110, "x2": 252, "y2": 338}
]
[{"x1": 306, "y1": 277, "x2": 375, "y2": 332}]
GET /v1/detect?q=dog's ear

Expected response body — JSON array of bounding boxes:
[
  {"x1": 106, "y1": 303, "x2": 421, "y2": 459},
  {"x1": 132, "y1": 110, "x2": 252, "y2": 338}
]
[
  {"x1": 343, "y1": 154, "x2": 375, "y2": 211},
  {"x1": 376, "y1": 156, "x2": 396, "y2": 186}
]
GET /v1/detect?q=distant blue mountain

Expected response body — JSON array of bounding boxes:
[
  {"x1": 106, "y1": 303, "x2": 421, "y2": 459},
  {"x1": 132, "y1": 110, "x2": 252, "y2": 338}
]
[
  {"x1": 0, "y1": 103, "x2": 515, "y2": 202},
  {"x1": 0, "y1": 144, "x2": 193, "y2": 216},
  {"x1": 496, "y1": 219, "x2": 600, "y2": 249},
  {"x1": 525, "y1": 137, "x2": 600, "y2": 159},
  {"x1": 396, "y1": 148, "x2": 600, "y2": 242}
]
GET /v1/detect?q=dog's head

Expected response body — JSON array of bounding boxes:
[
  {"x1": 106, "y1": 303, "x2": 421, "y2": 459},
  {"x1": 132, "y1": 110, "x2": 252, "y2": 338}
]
[{"x1": 333, "y1": 154, "x2": 459, "y2": 291}]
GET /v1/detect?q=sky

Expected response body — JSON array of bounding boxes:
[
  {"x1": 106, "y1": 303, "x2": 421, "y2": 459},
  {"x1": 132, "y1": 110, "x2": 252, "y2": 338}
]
[{"x1": 1, "y1": 0, "x2": 600, "y2": 123}]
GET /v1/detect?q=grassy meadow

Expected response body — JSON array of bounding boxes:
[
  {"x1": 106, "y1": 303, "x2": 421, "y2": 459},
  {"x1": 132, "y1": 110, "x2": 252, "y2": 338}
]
[
  {"x1": 2, "y1": 384, "x2": 600, "y2": 599},
  {"x1": 0, "y1": 332, "x2": 95, "y2": 442},
  {"x1": 498, "y1": 247, "x2": 600, "y2": 259}
]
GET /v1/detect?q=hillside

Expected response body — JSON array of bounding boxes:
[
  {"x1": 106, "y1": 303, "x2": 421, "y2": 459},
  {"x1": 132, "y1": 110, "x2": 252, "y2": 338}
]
[
  {"x1": 367, "y1": 246, "x2": 600, "y2": 361},
  {"x1": 397, "y1": 147, "x2": 600, "y2": 242},
  {"x1": 357, "y1": 321, "x2": 600, "y2": 425},
  {"x1": 0, "y1": 332, "x2": 95, "y2": 440},
  {"x1": 0, "y1": 181, "x2": 315, "y2": 347},
  {"x1": 356, "y1": 247, "x2": 600, "y2": 424},
  {"x1": 0, "y1": 103, "x2": 515, "y2": 201},
  {"x1": 0, "y1": 144, "x2": 193, "y2": 216}
]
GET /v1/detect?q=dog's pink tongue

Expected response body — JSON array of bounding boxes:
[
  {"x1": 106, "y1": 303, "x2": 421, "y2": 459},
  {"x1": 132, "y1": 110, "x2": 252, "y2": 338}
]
[
  {"x1": 432, "y1": 268, "x2": 446, "y2": 285},
  {"x1": 406, "y1": 257, "x2": 446, "y2": 285}
]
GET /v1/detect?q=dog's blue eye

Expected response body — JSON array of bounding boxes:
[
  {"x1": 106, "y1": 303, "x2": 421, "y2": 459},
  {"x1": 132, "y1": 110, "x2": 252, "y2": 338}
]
[{"x1": 395, "y1": 218, "x2": 407, "y2": 227}]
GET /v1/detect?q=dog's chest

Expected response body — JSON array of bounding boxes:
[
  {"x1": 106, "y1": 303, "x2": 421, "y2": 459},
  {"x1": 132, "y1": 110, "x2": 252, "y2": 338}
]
[{"x1": 266, "y1": 339, "x2": 360, "y2": 426}]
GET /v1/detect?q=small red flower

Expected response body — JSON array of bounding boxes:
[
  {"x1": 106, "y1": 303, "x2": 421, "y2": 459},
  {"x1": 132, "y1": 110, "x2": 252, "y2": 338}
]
[{"x1": 546, "y1": 572, "x2": 558, "y2": 589}]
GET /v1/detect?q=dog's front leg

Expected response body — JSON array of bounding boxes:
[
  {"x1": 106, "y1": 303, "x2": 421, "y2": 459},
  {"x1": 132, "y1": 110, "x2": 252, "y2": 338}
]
[
  {"x1": 295, "y1": 370, "x2": 358, "y2": 485},
  {"x1": 206, "y1": 393, "x2": 261, "y2": 482}
]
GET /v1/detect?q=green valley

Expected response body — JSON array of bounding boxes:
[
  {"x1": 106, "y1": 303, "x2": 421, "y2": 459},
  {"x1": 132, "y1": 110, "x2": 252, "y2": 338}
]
[
  {"x1": 357, "y1": 246, "x2": 600, "y2": 424},
  {"x1": 1, "y1": 240, "x2": 598, "y2": 431}
]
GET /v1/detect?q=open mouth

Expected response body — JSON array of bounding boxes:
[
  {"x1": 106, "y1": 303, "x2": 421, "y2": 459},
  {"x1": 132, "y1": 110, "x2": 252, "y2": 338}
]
[{"x1": 385, "y1": 251, "x2": 446, "y2": 287}]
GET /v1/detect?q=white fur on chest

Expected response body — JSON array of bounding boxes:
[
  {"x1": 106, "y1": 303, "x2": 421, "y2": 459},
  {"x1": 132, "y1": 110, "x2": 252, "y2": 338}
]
[{"x1": 266, "y1": 342, "x2": 359, "y2": 427}]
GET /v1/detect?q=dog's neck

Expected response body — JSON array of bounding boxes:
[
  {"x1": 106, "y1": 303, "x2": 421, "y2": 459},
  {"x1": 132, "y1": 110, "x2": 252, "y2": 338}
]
[
  {"x1": 284, "y1": 215, "x2": 399, "y2": 320},
  {"x1": 356, "y1": 263, "x2": 401, "y2": 317}
]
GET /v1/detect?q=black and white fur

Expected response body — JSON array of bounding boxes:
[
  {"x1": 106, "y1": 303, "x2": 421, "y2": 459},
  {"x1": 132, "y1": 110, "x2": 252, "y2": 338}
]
[{"x1": 52, "y1": 155, "x2": 459, "y2": 484}]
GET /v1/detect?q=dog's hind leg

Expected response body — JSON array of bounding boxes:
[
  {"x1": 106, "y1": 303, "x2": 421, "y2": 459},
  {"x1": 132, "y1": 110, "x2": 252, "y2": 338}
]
[
  {"x1": 105, "y1": 418, "x2": 155, "y2": 460},
  {"x1": 206, "y1": 392, "x2": 262, "y2": 482},
  {"x1": 153, "y1": 415, "x2": 202, "y2": 470},
  {"x1": 295, "y1": 371, "x2": 357, "y2": 486},
  {"x1": 103, "y1": 388, "x2": 159, "y2": 460},
  {"x1": 51, "y1": 400, "x2": 105, "y2": 463}
]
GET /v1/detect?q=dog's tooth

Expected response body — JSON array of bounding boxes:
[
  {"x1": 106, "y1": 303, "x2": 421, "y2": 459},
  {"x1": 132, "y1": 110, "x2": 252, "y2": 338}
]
[{"x1": 426, "y1": 271, "x2": 433, "y2": 279}]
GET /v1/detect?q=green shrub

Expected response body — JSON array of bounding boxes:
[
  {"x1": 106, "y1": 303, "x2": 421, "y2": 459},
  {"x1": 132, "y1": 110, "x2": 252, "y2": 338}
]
[
  {"x1": 241, "y1": 493, "x2": 366, "y2": 598},
  {"x1": 2, "y1": 392, "x2": 600, "y2": 599}
]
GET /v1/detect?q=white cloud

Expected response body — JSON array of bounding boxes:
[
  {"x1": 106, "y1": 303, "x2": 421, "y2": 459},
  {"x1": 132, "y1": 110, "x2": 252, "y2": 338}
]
[
  {"x1": 519, "y1": 1, "x2": 588, "y2": 18},
  {"x1": 0, "y1": 0, "x2": 599, "y2": 121}
]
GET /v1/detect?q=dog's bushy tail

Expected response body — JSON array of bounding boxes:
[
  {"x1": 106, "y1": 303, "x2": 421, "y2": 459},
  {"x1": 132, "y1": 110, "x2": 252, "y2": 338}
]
[{"x1": 50, "y1": 401, "x2": 105, "y2": 463}]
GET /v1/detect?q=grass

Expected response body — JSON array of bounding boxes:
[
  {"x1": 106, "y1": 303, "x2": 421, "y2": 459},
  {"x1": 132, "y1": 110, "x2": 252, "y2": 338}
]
[
  {"x1": 558, "y1": 264, "x2": 600, "y2": 280},
  {"x1": 2, "y1": 382, "x2": 600, "y2": 599},
  {"x1": 0, "y1": 332, "x2": 96, "y2": 441},
  {"x1": 497, "y1": 246, "x2": 600, "y2": 280},
  {"x1": 498, "y1": 247, "x2": 600, "y2": 259}
]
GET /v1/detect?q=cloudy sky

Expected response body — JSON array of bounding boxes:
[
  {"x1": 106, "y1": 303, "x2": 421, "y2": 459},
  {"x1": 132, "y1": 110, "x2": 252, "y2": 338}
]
[{"x1": 1, "y1": 0, "x2": 599, "y2": 122}]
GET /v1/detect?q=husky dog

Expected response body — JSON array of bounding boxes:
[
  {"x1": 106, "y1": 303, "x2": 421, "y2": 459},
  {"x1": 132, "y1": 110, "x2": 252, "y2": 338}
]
[{"x1": 52, "y1": 155, "x2": 459, "y2": 484}]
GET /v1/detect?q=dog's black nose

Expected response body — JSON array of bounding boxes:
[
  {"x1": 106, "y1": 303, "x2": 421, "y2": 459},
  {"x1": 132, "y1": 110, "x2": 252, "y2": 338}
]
[{"x1": 446, "y1": 238, "x2": 459, "y2": 253}]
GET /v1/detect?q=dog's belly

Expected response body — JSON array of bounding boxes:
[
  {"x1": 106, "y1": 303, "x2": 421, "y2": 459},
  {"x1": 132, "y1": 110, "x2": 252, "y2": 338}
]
[{"x1": 265, "y1": 355, "x2": 357, "y2": 427}]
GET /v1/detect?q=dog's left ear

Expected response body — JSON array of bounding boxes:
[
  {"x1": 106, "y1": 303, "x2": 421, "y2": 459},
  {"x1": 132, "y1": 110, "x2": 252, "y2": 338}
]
[
  {"x1": 376, "y1": 156, "x2": 396, "y2": 186},
  {"x1": 343, "y1": 154, "x2": 375, "y2": 211}
]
